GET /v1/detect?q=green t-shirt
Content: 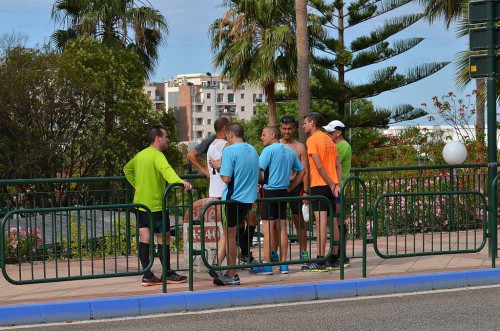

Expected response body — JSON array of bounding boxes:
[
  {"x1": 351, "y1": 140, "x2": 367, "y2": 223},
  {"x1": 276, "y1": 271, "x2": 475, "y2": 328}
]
[
  {"x1": 123, "y1": 147, "x2": 183, "y2": 212},
  {"x1": 336, "y1": 140, "x2": 352, "y2": 184}
]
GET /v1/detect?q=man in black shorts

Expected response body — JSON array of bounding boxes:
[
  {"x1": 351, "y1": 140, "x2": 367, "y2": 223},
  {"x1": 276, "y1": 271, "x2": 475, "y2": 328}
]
[
  {"x1": 124, "y1": 126, "x2": 192, "y2": 286},
  {"x1": 249, "y1": 126, "x2": 304, "y2": 275},
  {"x1": 279, "y1": 116, "x2": 310, "y2": 261},
  {"x1": 214, "y1": 123, "x2": 260, "y2": 286}
]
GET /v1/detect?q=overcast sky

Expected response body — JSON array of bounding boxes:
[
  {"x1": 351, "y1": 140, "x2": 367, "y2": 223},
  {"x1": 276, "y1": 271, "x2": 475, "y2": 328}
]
[{"x1": 0, "y1": 0, "x2": 472, "y2": 125}]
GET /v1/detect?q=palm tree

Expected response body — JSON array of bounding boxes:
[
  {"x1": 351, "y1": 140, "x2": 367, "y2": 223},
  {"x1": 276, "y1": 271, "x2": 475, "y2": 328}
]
[
  {"x1": 210, "y1": 0, "x2": 297, "y2": 126},
  {"x1": 295, "y1": 0, "x2": 310, "y2": 141},
  {"x1": 51, "y1": 0, "x2": 168, "y2": 78},
  {"x1": 417, "y1": 0, "x2": 485, "y2": 143}
]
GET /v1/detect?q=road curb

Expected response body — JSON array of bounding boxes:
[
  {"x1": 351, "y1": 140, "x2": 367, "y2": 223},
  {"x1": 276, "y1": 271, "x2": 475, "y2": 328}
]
[{"x1": 1, "y1": 268, "x2": 500, "y2": 326}]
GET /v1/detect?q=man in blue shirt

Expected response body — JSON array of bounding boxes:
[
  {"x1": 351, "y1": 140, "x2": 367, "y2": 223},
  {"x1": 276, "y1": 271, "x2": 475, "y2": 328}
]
[
  {"x1": 250, "y1": 126, "x2": 304, "y2": 275},
  {"x1": 213, "y1": 123, "x2": 260, "y2": 286}
]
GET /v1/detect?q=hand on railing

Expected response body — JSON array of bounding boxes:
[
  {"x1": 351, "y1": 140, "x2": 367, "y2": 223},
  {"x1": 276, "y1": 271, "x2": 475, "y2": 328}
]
[{"x1": 183, "y1": 181, "x2": 193, "y2": 191}]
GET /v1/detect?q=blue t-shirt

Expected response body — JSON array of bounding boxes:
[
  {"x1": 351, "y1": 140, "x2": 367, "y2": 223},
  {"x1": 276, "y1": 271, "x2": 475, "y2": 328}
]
[
  {"x1": 259, "y1": 142, "x2": 304, "y2": 190},
  {"x1": 220, "y1": 142, "x2": 260, "y2": 203}
]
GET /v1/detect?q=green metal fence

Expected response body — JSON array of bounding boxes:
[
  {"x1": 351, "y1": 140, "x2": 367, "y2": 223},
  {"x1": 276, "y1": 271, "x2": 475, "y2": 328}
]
[
  {"x1": 0, "y1": 164, "x2": 497, "y2": 291},
  {"x1": 197, "y1": 195, "x2": 341, "y2": 278}
]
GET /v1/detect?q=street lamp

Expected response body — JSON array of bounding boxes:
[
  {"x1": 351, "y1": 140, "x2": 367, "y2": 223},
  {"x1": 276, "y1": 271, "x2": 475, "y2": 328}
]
[
  {"x1": 187, "y1": 82, "x2": 196, "y2": 143},
  {"x1": 442, "y1": 141, "x2": 467, "y2": 233}
]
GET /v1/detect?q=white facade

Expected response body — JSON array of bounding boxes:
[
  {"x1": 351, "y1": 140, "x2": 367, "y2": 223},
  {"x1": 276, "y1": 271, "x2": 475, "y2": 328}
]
[
  {"x1": 383, "y1": 125, "x2": 500, "y2": 143},
  {"x1": 162, "y1": 73, "x2": 266, "y2": 143}
]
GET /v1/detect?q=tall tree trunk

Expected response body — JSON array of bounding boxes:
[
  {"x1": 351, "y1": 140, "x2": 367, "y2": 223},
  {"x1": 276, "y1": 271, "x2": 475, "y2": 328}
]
[
  {"x1": 475, "y1": 79, "x2": 485, "y2": 144},
  {"x1": 337, "y1": 4, "x2": 346, "y2": 117},
  {"x1": 296, "y1": 0, "x2": 310, "y2": 142},
  {"x1": 265, "y1": 83, "x2": 277, "y2": 126}
]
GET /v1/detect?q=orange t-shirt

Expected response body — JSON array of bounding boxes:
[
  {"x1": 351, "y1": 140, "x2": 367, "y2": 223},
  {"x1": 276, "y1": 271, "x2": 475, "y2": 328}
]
[{"x1": 306, "y1": 130, "x2": 339, "y2": 187}]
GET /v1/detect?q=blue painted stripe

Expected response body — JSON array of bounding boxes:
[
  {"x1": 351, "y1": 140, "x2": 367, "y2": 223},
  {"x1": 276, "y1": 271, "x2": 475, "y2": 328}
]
[{"x1": 1, "y1": 269, "x2": 500, "y2": 327}]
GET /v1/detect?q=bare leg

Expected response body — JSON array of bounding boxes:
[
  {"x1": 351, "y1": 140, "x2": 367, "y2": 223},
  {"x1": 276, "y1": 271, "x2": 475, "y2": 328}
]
[
  {"x1": 292, "y1": 214, "x2": 307, "y2": 252},
  {"x1": 278, "y1": 219, "x2": 288, "y2": 261},
  {"x1": 226, "y1": 226, "x2": 238, "y2": 277},
  {"x1": 261, "y1": 220, "x2": 272, "y2": 262}
]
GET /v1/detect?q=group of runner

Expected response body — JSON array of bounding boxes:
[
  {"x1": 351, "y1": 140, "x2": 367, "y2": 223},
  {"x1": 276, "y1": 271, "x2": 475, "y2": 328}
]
[{"x1": 124, "y1": 112, "x2": 351, "y2": 287}]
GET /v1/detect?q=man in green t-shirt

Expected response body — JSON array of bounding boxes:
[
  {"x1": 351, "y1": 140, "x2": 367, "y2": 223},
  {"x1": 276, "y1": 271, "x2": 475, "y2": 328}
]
[
  {"x1": 323, "y1": 120, "x2": 352, "y2": 267},
  {"x1": 124, "y1": 125, "x2": 192, "y2": 286}
]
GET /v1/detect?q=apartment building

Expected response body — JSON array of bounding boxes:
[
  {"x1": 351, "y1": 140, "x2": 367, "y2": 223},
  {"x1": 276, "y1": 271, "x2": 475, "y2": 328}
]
[
  {"x1": 143, "y1": 81, "x2": 165, "y2": 112},
  {"x1": 144, "y1": 73, "x2": 266, "y2": 143}
]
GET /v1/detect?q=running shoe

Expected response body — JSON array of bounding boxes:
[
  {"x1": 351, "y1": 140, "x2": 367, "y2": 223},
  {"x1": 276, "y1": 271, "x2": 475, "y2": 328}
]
[
  {"x1": 326, "y1": 260, "x2": 341, "y2": 271},
  {"x1": 279, "y1": 265, "x2": 289, "y2": 274},
  {"x1": 301, "y1": 262, "x2": 326, "y2": 272},
  {"x1": 213, "y1": 273, "x2": 241, "y2": 286},
  {"x1": 249, "y1": 265, "x2": 273, "y2": 275},
  {"x1": 300, "y1": 250, "x2": 310, "y2": 261},
  {"x1": 141, "y1": 275, "x2": 162, "y2": 287},
  {"x1": 165, "y1": 272, "x2": 187, "y2": 284}
]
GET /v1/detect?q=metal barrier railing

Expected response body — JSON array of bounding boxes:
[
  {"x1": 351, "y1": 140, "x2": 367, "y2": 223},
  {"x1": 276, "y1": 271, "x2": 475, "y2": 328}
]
[
  {"x1": 0, "y1": 203, "x2": 150, "y2": 285},
  {"x1": 0, "y1": 165, "x2": 497, "y2": 290},
  {"x1": 198, "y1": 195, "x2": 342, "y2": 279},
  {"x1": 373, "y1": 191, "x2": 487, "y2": 259}
]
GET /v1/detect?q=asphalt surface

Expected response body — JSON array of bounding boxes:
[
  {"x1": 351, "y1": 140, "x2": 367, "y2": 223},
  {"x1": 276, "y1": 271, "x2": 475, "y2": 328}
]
[{"x1": 9, "y1": 285, "x2": 500, "y2": 331}]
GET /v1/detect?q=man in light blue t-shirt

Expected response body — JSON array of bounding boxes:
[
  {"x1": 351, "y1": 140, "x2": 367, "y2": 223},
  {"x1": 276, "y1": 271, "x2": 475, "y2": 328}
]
[
  {"x1": 213, "y1": 123, "x2": 259, "y2": 286},
  {"x1": 250, "y1": 126, "x2": 304, "y2": 275}
]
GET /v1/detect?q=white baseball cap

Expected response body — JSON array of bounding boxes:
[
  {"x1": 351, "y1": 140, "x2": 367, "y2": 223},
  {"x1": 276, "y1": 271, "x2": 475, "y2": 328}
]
[{"x1": 322, "y1": 120, "x2": 346, "y2": 132}]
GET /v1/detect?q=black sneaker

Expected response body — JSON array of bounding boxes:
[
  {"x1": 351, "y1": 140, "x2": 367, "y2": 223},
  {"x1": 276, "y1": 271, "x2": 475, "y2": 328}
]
[
  {"x1": 240, "y1": 252, "x2": 256, "y2": 265},
  {"x1": 326, "y1": 259, "x2": 341, "y2": 271},
  {"x1": 213, "y1": 273, "x2": 241, "y2": 286},
  {"x1": 166, "y1": 272, "x2": 187, "y2": 284},
  {"x1": 343, "y1": 257, "x2": 351, "y2": 268},
  {"x1": 141, "y1": 275, "x2": 162, "y2": 287},
  {"x1": 301, "y1": 262, "x2": 327, "y2": 272},
  {"x1": 208, "y1": 268, "x2": 224, "y2": 280}
]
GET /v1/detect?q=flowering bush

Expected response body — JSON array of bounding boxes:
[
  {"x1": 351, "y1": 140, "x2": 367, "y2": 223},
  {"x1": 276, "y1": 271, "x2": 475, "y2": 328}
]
[
  {"x1": 4, "y1": 226, "x2": 43, "y2": 264},
  {"x1": 369, "y1": 175, "x2": 487, "y2": 236}
]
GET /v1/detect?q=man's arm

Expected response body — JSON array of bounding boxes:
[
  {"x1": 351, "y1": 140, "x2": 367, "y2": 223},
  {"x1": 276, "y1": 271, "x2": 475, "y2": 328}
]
[
  {"x1": 297, "y1": 142, "x2": 310, "y2": 192},
  {"x1": 288, "y1": 168, "x2": 305, "y2": 192},
  {"x1": 187, "y1": 148, "x2": 209, "y2": 178},
  {"x1": 186, "y1": 136, "x2": 215, "y2": 178},
  {"x1": 221, "y1": 175, "x2": 232, "y2": 184},
  {"x1": 335, "y1": 156, "x2": 342, "y2": 194},
  {"x1": 123, "y1": 158, "x2": 135, "y2": 188}
]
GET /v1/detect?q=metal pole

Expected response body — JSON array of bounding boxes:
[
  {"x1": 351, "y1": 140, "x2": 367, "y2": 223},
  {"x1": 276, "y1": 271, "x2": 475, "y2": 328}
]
[{"x1": 486, "y1": 0, "x2": 498, "y2": 263}]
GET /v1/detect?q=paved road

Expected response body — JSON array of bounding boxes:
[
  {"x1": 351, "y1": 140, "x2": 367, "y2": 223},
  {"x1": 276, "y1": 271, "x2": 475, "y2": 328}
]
[{"x1": 8, "y1": 285, "x2": 500, "y2": 330}]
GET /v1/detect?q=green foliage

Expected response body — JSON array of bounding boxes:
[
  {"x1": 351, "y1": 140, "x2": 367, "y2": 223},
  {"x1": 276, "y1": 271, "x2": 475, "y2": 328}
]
[
  {"x1": 309, "y1": 0, "x2": 449, "y2": 121},
  {"x1": 51, "y1": 0, "x2": 168, "y2": 78},
  {"x1": 0, "y1": 37, "x2": 178, "y2": 179},
  {"x1": 67, "y1": 215, "x2": 137, "y2": 259}
]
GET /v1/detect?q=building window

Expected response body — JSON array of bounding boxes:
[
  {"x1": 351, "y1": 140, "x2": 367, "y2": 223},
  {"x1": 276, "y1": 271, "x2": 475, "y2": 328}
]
[
  {"x1": 196, "y1": 131, "x2": 203, "y2": 139},
  {"x1": 196, "y1": 118, "x2": 203, "y2": 125},
  {"x1": 228, "y1": 93, "x2": 234, "y2": 103},
  {"x1": 206, "y1": 92, "x2": 211, "y2": 99},
  {"x1": 208, "y1": 119, "x2": 212, "y2": 125},
  {"x1": 217, "y1": 93, "x2": 224, "y2": 103},
  {"x1": 253, "y1": 94, "x2": 257, "y2": 102},
  {"x1": 207, "y1": 106, "x2": 212, "y2": 112},
  {"x1": 240, "y1": 93, "x2": 245, "y2": 99},
  {"x1": 253, "y1": 106, "x2": 257, "y2": 115},
  {"x1": 240, "y1": 106, "x2": 245, "y2": 112}
]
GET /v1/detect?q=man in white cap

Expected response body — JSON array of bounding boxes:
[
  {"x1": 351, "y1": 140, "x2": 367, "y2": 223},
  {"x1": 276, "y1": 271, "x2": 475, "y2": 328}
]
[{"x1": 323, "y1": 120, "x2": 352, "y2": 267}]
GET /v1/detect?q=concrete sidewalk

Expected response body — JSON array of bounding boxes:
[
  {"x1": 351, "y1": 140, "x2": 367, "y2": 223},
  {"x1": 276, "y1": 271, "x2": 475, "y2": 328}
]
[{"x1": 0, "y1": 234, "x2": 498, "y2": 326}]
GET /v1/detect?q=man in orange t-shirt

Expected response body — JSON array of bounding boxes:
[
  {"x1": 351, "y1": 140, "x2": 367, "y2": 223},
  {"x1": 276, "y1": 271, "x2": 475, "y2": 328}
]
[{"x1": 302, "y1": 112, "x2": 342, "y2": 272}]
